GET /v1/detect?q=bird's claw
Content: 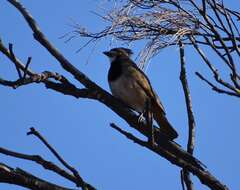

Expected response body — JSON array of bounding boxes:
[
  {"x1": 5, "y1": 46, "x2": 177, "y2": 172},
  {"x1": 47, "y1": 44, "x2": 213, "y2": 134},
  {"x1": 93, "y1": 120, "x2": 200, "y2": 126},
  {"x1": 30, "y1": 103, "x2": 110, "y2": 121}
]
[{"x1": 138, "y1": 113, "x2": 145, "y2": 124}]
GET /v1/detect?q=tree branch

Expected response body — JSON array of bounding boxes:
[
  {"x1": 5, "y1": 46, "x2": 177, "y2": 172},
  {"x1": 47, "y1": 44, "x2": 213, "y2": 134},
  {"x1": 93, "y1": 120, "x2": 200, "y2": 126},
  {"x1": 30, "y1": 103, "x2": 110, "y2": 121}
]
[
  {"x1": 7, "y1": 0, "x2": 101, "y2": 93},
  {"x1": 195, "y1": 72, "x2": 240, "y2": 97},
  {"x1": 0, "y1": 162, "x2": 73, "y2": 190},
  {"x1": 0, "y1": 71, "x2": 65, "y2": 89},
  {"x1": 0, "y1": 147, "x2": 94, "y2": 189},
  {"x1": 8, "y1": 43, "x2": 23, "y2": 78},
  {"x1": 110, "y1": 123, "x2": 227, "y2": 190},
  {"x1": 179, "y1": 41, "x2": 195, "y2": 190},
  {"x1": 27, "y1": 127, "x2": 90, "y2": 189},
  {"x1": 190, "y1": 36, "x2": 240, "y2": 96}
]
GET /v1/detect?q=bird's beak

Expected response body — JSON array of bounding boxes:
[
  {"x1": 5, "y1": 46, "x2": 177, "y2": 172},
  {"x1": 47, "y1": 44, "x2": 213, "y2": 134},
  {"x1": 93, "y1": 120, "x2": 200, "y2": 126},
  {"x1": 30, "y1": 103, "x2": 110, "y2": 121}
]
[{"x1": 103, "y1": 51, "x2": 110, "y2": 57}]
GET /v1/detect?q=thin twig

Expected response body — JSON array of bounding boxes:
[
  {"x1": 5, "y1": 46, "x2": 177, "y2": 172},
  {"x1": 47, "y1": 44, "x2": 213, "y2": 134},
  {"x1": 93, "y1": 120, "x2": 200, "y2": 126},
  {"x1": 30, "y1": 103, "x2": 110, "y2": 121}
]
[
  {"x1": 196, "y1": 72, "x2": 240, "y2": 97},
  {"x1": 190, "y1": 36, "x2": 240, "y2": 94},
  {"x1": 27, "y1": 127, "x2": 88, "y2": 189},
  {"x1": 8, "y1": 43, "x2": 22, "y2": 78},
  {"x1": 0, "y1": 71, "x2": 63, "y2": 89},
  {"x1": 0, "y1": 147, "x2": 95, "y2": 189},
  {"x1": 23, "y1": 57, "x2": 32, "y2": 79},
  {"x1": 0, "y1": 39, "x2": 87, "y2": 97}
]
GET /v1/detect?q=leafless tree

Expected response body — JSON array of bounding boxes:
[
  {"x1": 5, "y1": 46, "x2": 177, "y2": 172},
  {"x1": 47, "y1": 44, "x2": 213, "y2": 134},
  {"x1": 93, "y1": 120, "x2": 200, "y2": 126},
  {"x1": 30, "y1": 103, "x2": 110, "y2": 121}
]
[{"x1": 0, "y1": 0, "x2": 239, "y2": 190}]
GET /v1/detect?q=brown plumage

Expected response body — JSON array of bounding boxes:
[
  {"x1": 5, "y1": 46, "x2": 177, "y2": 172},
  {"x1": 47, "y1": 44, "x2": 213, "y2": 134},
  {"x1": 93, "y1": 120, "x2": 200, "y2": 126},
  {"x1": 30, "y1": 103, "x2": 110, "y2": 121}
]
[{"x1": 104, "y1": 47, "x2": 178, "y2": 140}]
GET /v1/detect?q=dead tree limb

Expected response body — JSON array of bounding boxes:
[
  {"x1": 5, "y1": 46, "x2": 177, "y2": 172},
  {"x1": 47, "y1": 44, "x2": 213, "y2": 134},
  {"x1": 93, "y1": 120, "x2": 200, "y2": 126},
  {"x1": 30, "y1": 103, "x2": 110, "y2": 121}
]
[
  {"x1": 0, "y1": 162, "x2": 73, "y2": 190},
  {"x1": 27, "y1": 127, "x2": 88, "y2": 189},
  {"x1": 179, "y1": 41, "x2": 195, "y2": 190},
  {"x1": 0, "y1": 147, "x2": 94, "y2": 189},
  {"x1": 0, "y1": 127, "x2": 96, "y2": 190}
]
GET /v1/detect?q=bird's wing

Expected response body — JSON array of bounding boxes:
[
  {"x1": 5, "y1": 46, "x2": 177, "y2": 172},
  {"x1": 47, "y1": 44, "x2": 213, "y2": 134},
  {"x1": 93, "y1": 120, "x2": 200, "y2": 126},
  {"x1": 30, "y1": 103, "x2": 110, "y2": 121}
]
[
  {"x1": 152, "y1": 89, "x2": 166, "y2": 114},
  {"x1": 127, "y1": 63, "x2": 166, "y2": 114}
]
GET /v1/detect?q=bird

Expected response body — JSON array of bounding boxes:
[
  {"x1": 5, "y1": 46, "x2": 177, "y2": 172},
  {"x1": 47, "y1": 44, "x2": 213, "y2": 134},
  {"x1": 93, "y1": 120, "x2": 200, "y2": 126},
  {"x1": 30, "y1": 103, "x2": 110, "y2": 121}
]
[{"x1": 103, "y1": 47, "x2": 178, "y2": 140}]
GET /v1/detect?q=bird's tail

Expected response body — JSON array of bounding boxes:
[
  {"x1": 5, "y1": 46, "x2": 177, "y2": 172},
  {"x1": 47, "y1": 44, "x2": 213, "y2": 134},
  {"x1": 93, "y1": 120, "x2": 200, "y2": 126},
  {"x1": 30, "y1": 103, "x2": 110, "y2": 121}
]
[{"x1": 153, "y1": 111, "x2": 178, "y2": 140}]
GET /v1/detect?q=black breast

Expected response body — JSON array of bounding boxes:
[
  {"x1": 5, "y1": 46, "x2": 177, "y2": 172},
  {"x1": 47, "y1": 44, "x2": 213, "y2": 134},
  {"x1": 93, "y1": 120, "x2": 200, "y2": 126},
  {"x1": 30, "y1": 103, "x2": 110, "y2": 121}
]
[{"x1": 108, "y1": 59, "x2": 123, "y2": 81}]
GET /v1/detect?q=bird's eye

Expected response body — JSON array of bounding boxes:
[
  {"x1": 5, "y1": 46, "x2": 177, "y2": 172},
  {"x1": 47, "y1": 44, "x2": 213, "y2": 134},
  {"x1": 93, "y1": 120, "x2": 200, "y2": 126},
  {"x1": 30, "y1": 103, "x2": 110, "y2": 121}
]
[{"x1": 110, "y1": 53, "x2": 115, "y2": 57}]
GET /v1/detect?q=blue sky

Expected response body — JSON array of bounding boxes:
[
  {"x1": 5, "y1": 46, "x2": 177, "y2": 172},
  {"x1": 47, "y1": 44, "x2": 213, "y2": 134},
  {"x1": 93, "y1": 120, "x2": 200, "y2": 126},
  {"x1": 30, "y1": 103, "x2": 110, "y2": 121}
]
[{"x1": 0, "y1": 1, "x2": 239, "y2": 190}]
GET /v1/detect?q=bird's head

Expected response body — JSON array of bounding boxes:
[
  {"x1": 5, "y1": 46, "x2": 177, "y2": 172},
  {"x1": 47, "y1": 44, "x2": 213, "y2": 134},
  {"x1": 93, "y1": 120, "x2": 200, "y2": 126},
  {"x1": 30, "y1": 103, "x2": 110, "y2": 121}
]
[{"x1": 103, "y1": 47, "x2": 133, "y2": 62}]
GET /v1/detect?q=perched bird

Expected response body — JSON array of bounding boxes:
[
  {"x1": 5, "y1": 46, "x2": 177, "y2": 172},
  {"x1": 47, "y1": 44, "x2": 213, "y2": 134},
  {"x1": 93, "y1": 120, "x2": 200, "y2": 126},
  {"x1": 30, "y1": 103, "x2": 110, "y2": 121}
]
[{"x1": 103, "y1": 47, "x2": 178, "y2": 140}]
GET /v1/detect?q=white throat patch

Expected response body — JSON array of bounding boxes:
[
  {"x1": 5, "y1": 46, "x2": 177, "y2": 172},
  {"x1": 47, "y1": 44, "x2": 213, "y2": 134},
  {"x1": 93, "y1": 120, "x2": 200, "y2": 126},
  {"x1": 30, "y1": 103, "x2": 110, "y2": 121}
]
[{"x1": 108, "y1": 55, "x2": 117, "y2": 63}]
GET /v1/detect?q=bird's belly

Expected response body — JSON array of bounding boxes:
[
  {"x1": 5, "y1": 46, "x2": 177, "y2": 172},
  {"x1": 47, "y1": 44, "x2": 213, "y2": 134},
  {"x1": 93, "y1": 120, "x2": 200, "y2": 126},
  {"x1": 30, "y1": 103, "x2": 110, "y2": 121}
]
[{"x1": 109, "y1": 76, "x2": 147, "y2": 113}]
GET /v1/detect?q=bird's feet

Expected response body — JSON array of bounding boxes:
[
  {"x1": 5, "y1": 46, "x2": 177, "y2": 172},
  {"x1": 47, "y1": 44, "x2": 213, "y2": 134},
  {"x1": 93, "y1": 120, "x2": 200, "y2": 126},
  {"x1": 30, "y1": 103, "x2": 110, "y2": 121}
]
[
  {"x1": 137, "y1": 112, "x2": 145, "y2": 124},
  {"x1": 138, "y1": 112, "x2": 156, "y2": 146}
]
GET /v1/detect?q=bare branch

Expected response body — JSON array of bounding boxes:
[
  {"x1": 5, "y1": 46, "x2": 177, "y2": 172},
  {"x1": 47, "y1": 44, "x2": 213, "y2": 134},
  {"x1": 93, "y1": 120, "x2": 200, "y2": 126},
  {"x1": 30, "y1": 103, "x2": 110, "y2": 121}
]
[
  {"x1": 8, "y1": 43, "x2": 22, "y2": 78},
  {"x1": 0, "y1": 147, "x2": 95, "y2": 189},
  {"x1": 110, "y1": 123, "x2": 228, "y2": 190},
  {"x1": 179, "y1": 41, "x2": 195, "y2": 190},
  {"x1": 196, "y1": 72, "x2": 240, "y2": 98},
  {"x1": 190, "y1": 36, "x2": 240, "y2": 95},
  {"x1": 0, "y1": 71, "x2": 65, "y2": 89},
  {"x1": 27, "y1": 127, "x2": 89, "y2": 189},
  {"x1": 0, "y1": 162, "x2": 73, "y2": 190},
  {"x1": 23, "y1": 57, "x2": 32, "y2": 79},
  {"x1": 179, "y1": 41, "x2": 196, "y2": 155},
  {"x1": 7, "y1": 0, "x2": 101, "y2": 92},
  {"x1": 0, "y1": 37, "x2": 94, "y2": 99},
  {"x1": 0, "y1": 37, "x2": 35, "y2": 76}
]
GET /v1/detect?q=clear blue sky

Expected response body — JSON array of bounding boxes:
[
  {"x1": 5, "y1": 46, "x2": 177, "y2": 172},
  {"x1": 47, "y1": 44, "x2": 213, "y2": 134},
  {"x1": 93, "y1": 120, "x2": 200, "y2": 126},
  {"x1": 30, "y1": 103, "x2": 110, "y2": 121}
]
[{"x1": 0, "y1": 1, "x2": 239, "y2": 190}]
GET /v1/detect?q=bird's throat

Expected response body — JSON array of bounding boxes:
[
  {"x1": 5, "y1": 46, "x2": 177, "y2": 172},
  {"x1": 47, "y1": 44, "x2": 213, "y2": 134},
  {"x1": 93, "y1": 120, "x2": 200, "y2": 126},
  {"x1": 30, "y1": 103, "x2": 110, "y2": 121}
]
[{"x1": 108, "y1": 61, "x2": 123, "y2": 81}]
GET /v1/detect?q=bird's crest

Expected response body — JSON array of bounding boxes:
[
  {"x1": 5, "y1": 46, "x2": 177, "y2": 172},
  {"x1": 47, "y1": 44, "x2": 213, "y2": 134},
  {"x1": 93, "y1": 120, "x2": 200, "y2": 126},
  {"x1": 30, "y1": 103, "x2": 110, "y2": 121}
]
[{"x1": 111, "y1": 47, "x2": 133, "y2": 57}]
